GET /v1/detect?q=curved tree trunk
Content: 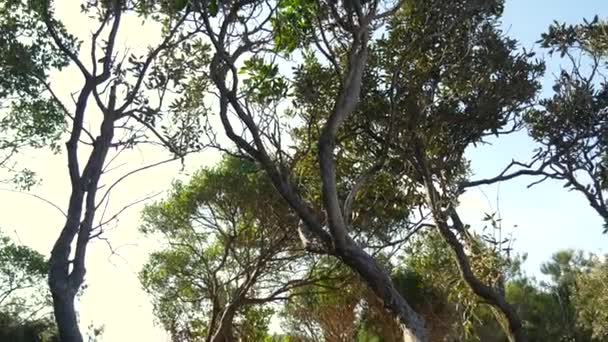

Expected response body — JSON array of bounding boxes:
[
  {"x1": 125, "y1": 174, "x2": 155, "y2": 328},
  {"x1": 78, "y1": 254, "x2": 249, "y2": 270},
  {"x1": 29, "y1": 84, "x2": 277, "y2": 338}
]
[
  {"x1": 212, "y1": 69, "x2": 430, "y2": 342},
  {"x1": 337, "y1": 240, "x2": 428, "y2": 342},
  {"x1": 415, "y1": 145, "x2": 527, "y2": 342},
  {"x1": 439, "y1": 209, "x2": 527, "y2": 342},
  {"x1": 204, "y1": 4, "x2": 428, "y2": 340}
]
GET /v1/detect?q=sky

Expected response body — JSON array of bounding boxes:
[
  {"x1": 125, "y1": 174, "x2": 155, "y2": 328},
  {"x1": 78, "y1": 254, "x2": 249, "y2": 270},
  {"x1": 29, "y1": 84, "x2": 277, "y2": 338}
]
[
  {"x1": 461, "y1": 0, "x2": 608, "y2": 275},
  {"x1": 1, "y1": 0, "x2": 607, "y2": 341}
]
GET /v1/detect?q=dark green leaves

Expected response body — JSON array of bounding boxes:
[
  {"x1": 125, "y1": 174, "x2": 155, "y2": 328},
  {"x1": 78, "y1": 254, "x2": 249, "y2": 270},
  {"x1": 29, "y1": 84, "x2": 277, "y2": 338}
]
[
  {"x1": 140, "y1": 156, "x2": 300, "y2": 339},
  {"x1": 525, "y1": 16, "x2": 608, "y2": 228},
  {"x1": 241, "y1": 57, "x2": 288, "y2": 104},
  {"x1": 272, "y1": 0, "x2": 316, "y2": 53},
  {"x1": 540, "y1": 16, "x2": 608, "y2": 57},
  {"x1": 207, "y1": 0, "x2": 219, "y2": 16}
]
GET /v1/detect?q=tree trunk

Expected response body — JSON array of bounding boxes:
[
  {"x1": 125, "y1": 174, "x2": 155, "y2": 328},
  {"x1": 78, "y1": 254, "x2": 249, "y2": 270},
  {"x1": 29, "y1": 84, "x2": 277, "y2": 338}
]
[
  {"x1": 210, "y1": 306, "x2": 236, "y2": 342},
  {"x1": 415, "y1": 146, "x2": 527, "y2": 342},
  {"x1": 337, "y1": 240, "x2": 428, "y2": 342},
  {"x1": 47, "y1": 106, "x2": 115, "y2": 342},
  {"x1": 51, "y1": 291, "x2": 83, "y2": 342},
  {"x1": 48, "y1": 192, "x2": 85, "y2": 342},
  {"x1": 434, "y1": 203, "x2": 527, "y2": 342},
  {"x1": 206, "y1": 11, "x2": 428, "y2": 340},
  {"x1": 435, "y1": 219, "x2": 527, "y2": 342}
]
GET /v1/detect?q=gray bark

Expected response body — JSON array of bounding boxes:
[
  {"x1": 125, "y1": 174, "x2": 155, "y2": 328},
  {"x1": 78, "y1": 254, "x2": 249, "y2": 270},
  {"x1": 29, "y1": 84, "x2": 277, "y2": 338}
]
[
  {"x1": 337, "y1": 240, "x2": 428, "y2": 341},
  {"x1": 203, "y1": 3, "x2": 429, "y2": 340}
]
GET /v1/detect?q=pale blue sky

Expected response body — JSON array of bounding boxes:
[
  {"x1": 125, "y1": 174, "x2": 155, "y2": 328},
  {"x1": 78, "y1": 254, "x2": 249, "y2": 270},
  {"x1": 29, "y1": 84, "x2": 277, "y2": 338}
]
[{"x1": 462, "y1": 0, "x2": 608, "y2": 276}]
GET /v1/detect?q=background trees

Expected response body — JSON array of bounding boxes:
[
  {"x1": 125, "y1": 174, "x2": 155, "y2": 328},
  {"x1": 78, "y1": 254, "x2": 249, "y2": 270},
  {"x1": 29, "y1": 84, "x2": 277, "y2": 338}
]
[
  {"x1": 572, "y1": 254, "x2": 608, "y2": 340},
  {"x1": 0, "y1": 229, "x2": 58, "y2": 341},
  {"x1": 140, "y1": 157, "x2": 328, "y2": 341}
]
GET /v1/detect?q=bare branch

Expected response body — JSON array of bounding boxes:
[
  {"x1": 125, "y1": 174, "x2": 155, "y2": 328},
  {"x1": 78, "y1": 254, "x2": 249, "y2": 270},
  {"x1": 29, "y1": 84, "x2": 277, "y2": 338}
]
[
  {"x1": 96, "y1": 157, "x2": 179, "y2": 210},
  {"x1": 0, "y1": 188, "x2": 66, "y2": 218}
]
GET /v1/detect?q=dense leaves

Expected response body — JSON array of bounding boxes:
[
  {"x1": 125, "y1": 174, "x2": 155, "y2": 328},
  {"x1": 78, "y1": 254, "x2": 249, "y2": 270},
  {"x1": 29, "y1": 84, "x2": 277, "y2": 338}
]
[{"x1": 140, "y1": 157, "x2": 313, "y2": 341}]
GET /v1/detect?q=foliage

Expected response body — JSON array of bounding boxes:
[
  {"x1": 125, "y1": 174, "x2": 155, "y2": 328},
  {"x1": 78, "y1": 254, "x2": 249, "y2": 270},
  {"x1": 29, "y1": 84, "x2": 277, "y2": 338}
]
[
  {"x1": 2, "y1": 1, "x2": 217, "y2": 339},
  {"x1": 0, "y1": 0, "x2": 76, "y2": 186},
  {"x1": 572, "y1": 255, "x2": 608, "y2": 340},
  {"x1": 140, "y1": 156, "x2": 308, "y2": 341},
  {"x1": 536, "y1": 250, "x2": 597, "y2": 341},
  {"x1": 0, "y1": 312, "x2": 59, "y2": 342},
  {"x1": 281, "y1": 264, "x2": 363, "y2": 342},
  {"x1": 144, "y1": 0, "x2": 543, "y2": 340},
  {"x1": 295, "y1": 0, "x2": 543, "y2": 189},
  {"x1": 524, "y1": 16, "x2": 608, "y2": 231},
  {"x1": 272, "y1": 0, "x2": 316, "y2": 53},
  {"x1": 0, "y1": 229, "x2": 57, "y2": 341},
  {"x1": 277, "y1": 245, "x2": 608, "y2": 342},
  {"x1": 400, "y1": 228, "x2": 529, "y2": 341},
  {"x1": 4, "y1": 1, "x2": 608, "y2": 341},
  {"x1": 0, "y1": 230, "x2": 49, "y2": 318}
]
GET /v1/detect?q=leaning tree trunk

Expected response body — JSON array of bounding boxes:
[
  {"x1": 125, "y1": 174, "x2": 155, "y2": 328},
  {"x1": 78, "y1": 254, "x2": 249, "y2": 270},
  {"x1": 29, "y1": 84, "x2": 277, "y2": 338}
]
[
  {"x1": 336, "y1": 239, "x2": 428, "y2": 342},
  {"x1": 438, "y1": 209, "x2": 527, "y2": 342},
  {"x1": 415, "y1": 146, "x2": 527, "y2": 342},
  {"x1": 205, "y1": 5, "x2": 428, "y2": 340}
]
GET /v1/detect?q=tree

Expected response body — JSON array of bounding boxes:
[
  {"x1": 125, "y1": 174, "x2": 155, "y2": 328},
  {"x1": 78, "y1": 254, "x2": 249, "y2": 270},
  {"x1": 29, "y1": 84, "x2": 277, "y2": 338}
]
[
  {"x1": 140, "y1": 156, "x2": 324, "y2": 341},
  {"x1": 354, "y1": 264, "x2": 457, "y2": 342},
  {"x1": 466, "y1": 17, "x2": 608, "y2": 233},
  {"x1": 281, "y1": 265, "x2": 367, "y2": 342},
  {"x1": 8, "y1": 1, "x2": 605, "y2": 341},
  {"x1": 287, "y1": 0, "x2": 542, "y2": 339},
  {"x1": 538, "y1": 250, "x2": 597, "y2": 341},
  {"x1": 2, "y1": 1, "x2": 213, "y2": 340},
  {"x1": 0, "y1": 313, "x2": 59, "y2": 342},
  {"x1": 572, "y1": 254, "x2": 608, "y2": 340},
  {"x1": 527, "y1": 17, "x2": 608, "y2": 231},
  {"x1": 189, "y1": 1, "x2": 430, "y2": 339},
  {"x1": 504, "y1": 277, "x2": 565, "y2": 341},
  {"x1": 138, "y1": 0, "x2": 546, "y2": 340}
]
